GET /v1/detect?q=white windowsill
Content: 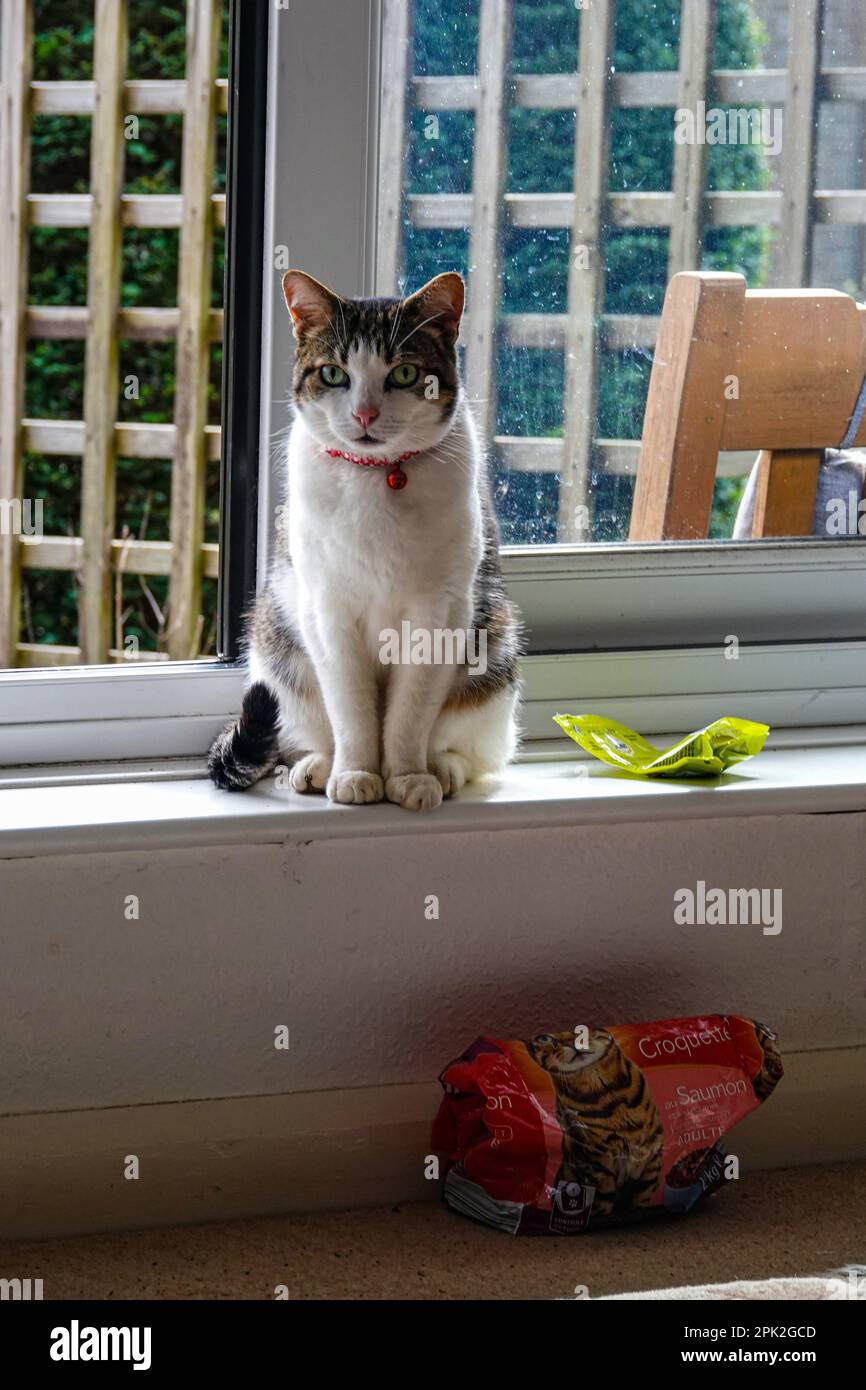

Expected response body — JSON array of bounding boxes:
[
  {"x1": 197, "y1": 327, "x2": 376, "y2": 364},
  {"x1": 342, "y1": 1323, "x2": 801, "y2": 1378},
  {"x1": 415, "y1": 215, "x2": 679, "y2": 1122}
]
[{"x1": 1, "y1": 736, "x2": 865, "y2": 859}]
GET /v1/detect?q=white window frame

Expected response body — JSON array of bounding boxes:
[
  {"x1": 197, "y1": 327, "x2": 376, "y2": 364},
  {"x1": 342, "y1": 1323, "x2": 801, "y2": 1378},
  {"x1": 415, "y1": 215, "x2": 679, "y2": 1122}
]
[{"x1": 1, "y1": 0, "x2": 865, "y2": 773}]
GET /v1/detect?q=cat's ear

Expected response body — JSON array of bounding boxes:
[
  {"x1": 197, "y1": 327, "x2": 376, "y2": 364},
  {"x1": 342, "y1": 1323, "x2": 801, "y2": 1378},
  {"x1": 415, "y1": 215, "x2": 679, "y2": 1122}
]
[
  {"x1": 282, "y1": 270, "x2": 343, "y2": 338},
  {"x1": 402, "y1": 272, "x2": 464, "y2": 344}
]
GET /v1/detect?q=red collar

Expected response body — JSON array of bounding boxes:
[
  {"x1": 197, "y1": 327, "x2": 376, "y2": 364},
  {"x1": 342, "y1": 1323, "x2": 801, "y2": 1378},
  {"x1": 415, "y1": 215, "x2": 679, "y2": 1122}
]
[
  {"x1": 325, "y1": 447, "x2": 419, "y2": 468},
  {"x1": 324, "y1": 446, "x2": 420, "y2": 491}
]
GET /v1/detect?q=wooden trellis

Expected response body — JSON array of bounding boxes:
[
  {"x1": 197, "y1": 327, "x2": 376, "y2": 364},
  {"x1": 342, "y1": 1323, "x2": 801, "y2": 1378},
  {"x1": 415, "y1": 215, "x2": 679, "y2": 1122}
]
[
  {"x1": 0, "y1": 0, "x2": 225, "y2": 668},
  {"x1": 380, "y1": 0, "x2": 866, "y2": 541}
]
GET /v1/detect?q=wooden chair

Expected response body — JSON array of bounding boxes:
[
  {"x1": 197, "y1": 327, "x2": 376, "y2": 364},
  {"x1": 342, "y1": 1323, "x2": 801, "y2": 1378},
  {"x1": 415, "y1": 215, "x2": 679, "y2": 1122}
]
[{"x1": 629, "y1": 271, "x2": 866, "y2": 540}]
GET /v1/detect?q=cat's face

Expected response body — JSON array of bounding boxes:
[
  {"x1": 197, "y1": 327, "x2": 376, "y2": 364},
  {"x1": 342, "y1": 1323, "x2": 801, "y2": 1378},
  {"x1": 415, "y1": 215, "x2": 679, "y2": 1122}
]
[
  {"x1": 282, "y1": 270, "x2": 464, "y2": 458},
  {"x1": 527, "y1": 1029, "x2": 616, "y2": 1078}
]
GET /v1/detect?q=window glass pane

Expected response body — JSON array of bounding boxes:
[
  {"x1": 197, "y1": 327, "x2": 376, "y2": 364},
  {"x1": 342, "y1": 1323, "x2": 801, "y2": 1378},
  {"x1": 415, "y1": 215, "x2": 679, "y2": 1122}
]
[
  {"x1": 387, "y1": 0, "x2": 866, "y2": 546},
  {"x1": 1, "y1": 0, "x2": 229, "y2": 671}
]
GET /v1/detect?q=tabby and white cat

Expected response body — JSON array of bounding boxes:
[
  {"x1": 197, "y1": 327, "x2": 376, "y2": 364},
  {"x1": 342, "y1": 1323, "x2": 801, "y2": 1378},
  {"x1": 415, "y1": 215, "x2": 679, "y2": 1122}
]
[
  {"x1": 209, "y1": 270, "x2": 520, "y2": 810},
  {"x1": 526, "y1": 1029, "x2": 665, "y2": 1217}
]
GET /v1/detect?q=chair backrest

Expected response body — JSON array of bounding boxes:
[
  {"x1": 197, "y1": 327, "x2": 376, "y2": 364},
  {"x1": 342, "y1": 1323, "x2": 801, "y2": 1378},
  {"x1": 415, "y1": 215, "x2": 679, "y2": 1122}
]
[{"x1": 629, "y1": 271, "x2": 866, "y2": 540}]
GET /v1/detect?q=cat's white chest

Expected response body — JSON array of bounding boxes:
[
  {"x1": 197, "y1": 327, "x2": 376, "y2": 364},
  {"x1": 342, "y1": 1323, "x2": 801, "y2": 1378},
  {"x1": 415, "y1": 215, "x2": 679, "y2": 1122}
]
[{"x1": 285, "y1": 411, "x2": 482, "y2": 636}]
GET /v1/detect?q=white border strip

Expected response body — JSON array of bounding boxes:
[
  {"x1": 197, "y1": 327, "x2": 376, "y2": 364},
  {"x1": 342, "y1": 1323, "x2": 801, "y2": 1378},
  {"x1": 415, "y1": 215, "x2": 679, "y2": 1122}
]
[{"x1": 1, "y1": 642, "x2": 865, "y2": 767}]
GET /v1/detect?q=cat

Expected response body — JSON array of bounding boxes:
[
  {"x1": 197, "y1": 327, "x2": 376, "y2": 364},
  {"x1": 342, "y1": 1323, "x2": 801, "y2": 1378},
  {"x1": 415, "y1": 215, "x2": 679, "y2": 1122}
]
[
  {"x1": 750, "y1": 1020, "x2": 783, "y2": 1101},
  {"x1": 525, "y1": 1029, "x2": 664, "y2": 1217},
  {"x1": 208, "y1": 269, "x2": 521, "y2": 810}
]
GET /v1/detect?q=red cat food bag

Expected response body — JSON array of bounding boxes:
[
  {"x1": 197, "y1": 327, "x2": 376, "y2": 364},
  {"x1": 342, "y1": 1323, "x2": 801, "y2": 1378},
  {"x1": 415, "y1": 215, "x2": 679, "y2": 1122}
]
[{"x1": 432, "y1": 1014, "x2": 782, "y2": 1235}]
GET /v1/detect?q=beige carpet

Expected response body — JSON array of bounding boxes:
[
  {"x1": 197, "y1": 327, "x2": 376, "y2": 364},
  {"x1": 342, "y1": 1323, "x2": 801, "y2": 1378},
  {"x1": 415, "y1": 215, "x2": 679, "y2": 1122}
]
[{"x1": 2, "y1": 1162, "x2": 863, "y2": 1301}]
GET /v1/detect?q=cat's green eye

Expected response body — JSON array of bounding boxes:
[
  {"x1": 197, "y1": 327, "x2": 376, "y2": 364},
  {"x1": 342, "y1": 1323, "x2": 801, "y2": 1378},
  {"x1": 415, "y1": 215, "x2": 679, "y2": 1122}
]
[
  {"x1": 320, "y1": 364, "x2": 348, "y2": 387},
  {"x1": 387, "y1": 363, "x2": 420, "y2": 388}
]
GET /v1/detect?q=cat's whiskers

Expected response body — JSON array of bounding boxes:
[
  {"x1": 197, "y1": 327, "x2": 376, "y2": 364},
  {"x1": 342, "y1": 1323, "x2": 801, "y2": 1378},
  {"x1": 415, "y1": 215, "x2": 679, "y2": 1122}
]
[
  {"x1": 428, "y1": 437, "x2": 472, "y2": 481},
  {"x1": 428, "y1": 444, "x2": 467, "y2": 472},
  {"x1": 334, "y1": 298, "x2": 348, "y2": 343},
  {"x1": 301, "y1": 323, "x2": 342, "y2": 360},
  {"x1": 387, "y1": 300, "x2": 407, "y2": 357},
  {"x1": 392, "y1": 308, "x2": 445, "y2": 356}
]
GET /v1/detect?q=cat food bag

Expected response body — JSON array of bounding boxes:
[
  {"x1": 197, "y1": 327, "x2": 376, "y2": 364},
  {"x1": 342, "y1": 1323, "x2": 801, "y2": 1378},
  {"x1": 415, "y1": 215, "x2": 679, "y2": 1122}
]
[
  {"x1": 432, "y1": 1014, "x2": 782, "y2": 1235},
  {"x1": 553, "y1": 714, "x2": 770, "y2": 777}
]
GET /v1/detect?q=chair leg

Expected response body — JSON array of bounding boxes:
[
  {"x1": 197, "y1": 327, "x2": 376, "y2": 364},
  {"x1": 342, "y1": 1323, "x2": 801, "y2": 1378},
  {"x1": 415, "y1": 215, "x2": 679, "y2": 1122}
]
[{"x1": 751, "y1": 449, "x2": 822, "y2": 537}]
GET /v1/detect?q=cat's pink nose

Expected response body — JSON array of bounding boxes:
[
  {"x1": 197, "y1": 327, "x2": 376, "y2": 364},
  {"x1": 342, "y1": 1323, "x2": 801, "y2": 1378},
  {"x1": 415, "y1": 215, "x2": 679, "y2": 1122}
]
[{"x1": 353, "y1": 407, "x2": 380, "y2": 431}]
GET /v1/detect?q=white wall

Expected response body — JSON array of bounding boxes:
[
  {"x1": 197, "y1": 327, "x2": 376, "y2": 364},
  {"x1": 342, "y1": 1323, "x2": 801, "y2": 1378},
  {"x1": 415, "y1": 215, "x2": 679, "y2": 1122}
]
[{"x1": 2, "y1": 810, "x2": 863, "y2": 1116}]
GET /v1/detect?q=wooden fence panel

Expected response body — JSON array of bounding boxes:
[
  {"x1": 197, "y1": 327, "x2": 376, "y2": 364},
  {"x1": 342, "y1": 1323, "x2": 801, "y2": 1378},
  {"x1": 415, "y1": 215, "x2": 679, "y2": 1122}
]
[
  {"x1": 376, "y1": 0, "x2": 412, "y2": 295},
  {"x1": 167, "y1": 0, "x2": 221, "y2": 661},
  {"x1": 558, "y1": 0, "x2": 614, "y2": 542},
  {"x1": 781, "y1": 0, "x2": 825, "y2": 286},
  {"x1": 25, "y1": 305, "x2": 223, "y2": 341},
  {"x1": 409, "y1": 187, "x2": 866, "y2": 233},
  {"x1": 667, "y1": 0, "x2": 716, "y2": 276},
  {"x1": 79, "y1": 0, "x2": 128, "y2": 663},
  {"x1": 463, "y1": 0, "x2": 513, "y2": 446},
  {"x1": 27, "y1": 190, "x2": 226, "y2": 227},
  {"x1": 414, "y1": 66, "x2": 866, "y2": 111},
  {"x1": 29, "y1": 76, "x2": 228, "y2": 116},
  {"x1": 0, "y1": 0, "x2": 33, "y2": 667}
]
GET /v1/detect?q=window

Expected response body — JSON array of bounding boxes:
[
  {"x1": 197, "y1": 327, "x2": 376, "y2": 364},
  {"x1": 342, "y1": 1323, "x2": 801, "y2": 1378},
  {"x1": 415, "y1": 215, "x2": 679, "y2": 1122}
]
[
  {"x1": 0, "y1": 0, "x2": 262, "y2": 764},
  {"x1": 2, "y1": 0, "x2": 866, "y2": 772},
  {"x1": 3, "y1": 0, "x2": 236, "y2": 668},
  {"x1": 259, "y1": 0, "x2": 866, "y2": 732}
]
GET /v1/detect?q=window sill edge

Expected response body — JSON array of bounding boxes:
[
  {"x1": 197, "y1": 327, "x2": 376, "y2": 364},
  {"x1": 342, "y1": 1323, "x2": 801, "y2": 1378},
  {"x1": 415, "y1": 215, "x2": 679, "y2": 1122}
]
[{"x1": 2, "y1": 738, "x2": 865, "y2": 860}]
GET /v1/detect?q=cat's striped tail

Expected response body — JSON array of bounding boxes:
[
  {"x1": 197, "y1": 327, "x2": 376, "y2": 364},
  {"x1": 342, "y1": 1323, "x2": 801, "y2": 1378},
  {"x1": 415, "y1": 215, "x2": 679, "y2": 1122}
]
[{"x1": 208, "y1": 681, "x2": 280, "y2": 791}]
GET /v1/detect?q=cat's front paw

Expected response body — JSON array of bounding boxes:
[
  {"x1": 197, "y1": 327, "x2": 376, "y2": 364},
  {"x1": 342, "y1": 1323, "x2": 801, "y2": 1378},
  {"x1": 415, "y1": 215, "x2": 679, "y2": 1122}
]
[
  {"x1": 290, "y1": 751, "x2": 332, "y2": 793},
  {"x1": 430, "y1": 751, "x2": 469, "y2": 798},
  {"x1": 385, "y1": 772, "x2": 443, "y2": 812},
  {"x1": 327, "y1": 770, "x2": 384, "y2": 805}
]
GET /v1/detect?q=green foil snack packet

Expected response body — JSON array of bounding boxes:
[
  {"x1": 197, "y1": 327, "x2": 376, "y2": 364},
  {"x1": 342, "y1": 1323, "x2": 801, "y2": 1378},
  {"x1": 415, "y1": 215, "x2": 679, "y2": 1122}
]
[{"x1": 553, "y1": 714, "x2": 770, "y2": 778}]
